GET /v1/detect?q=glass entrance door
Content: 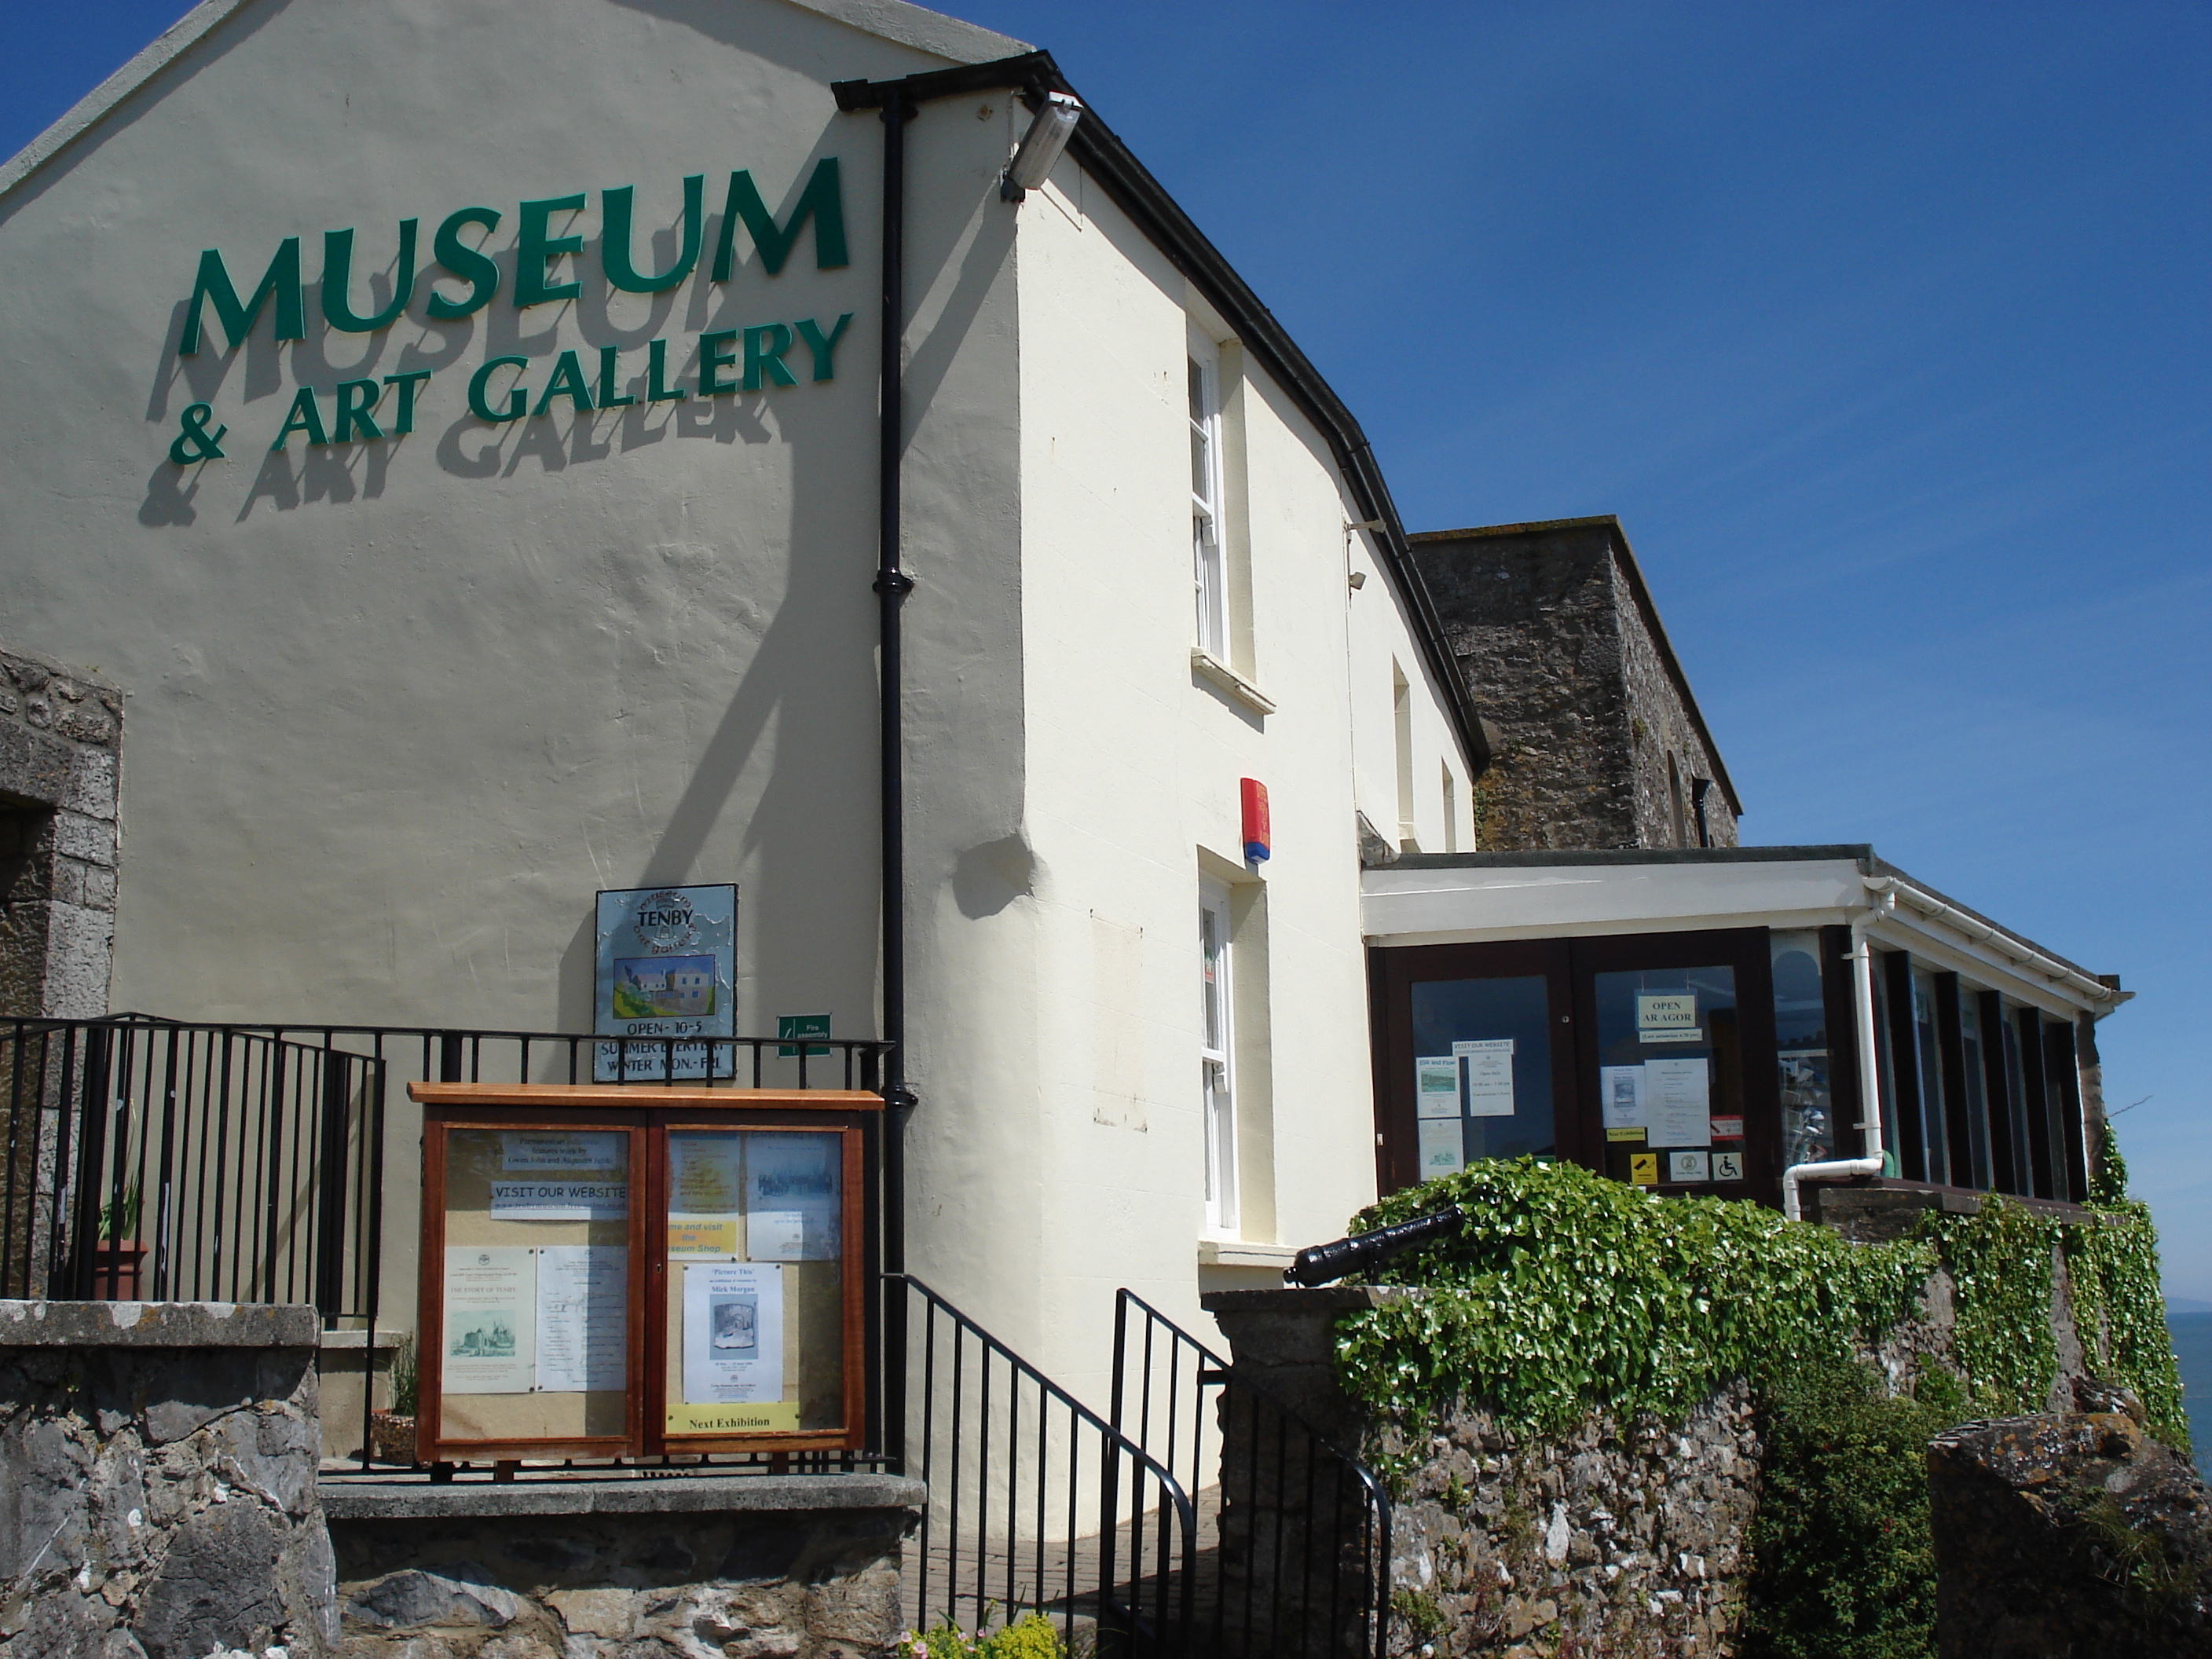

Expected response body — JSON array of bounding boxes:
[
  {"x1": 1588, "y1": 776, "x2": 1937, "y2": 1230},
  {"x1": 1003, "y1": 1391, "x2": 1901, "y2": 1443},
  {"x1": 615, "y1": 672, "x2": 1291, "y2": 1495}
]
[
  {"x1": 1573, "y1": 929, "x2": 1779, "y2": 1203},
  {"x1": 1370, "y1": 941, "x2": 1580, "y2": 1194}
]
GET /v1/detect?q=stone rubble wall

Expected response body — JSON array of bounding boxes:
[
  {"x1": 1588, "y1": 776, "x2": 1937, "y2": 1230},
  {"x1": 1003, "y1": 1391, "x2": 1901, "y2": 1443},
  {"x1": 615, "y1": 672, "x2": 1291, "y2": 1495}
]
[
  {"x1": 0, "y1": 643, "x2": 123, "y2": 1020},
  {"x1": 1928, "y1": 1381, "x2": 2212, "y2": 1658},
  {"x1": 1380, "y1": 1382, "x2": 1758, "y2": 1658},
  {"x1": 323, "y1": 1480, "x2": 921, "y2": 1659},
  {"x1": 0, "y1": 1300, "x2": 334, "y2": 1659},
  {"x1": 1207, "y1": 1240, "x2": 2101, "y2": 1659}
]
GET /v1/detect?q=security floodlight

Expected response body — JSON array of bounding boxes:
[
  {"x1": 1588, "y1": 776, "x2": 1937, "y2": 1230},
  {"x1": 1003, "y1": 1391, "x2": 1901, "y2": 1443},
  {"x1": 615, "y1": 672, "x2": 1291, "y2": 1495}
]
[{"x1": 1002, "y1": 93, "x2": 1082, "y2": 202}]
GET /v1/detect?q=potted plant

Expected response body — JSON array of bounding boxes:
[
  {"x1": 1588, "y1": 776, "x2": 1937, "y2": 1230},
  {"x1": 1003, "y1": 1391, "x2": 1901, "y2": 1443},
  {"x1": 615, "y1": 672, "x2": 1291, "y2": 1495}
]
[
  {"x1": 89, "y1": 1188, "x2": 145, "y2": 1299},
  {"x1": 370, "y1": 1331, "x2": 419, "y2": 1465}
]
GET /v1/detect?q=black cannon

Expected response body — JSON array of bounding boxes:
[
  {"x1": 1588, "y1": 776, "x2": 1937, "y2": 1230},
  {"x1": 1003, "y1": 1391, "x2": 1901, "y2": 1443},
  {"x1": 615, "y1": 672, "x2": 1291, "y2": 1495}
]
[{"x1": 1282, "y1": 1204, "x2": 1466, "y2": 1287}]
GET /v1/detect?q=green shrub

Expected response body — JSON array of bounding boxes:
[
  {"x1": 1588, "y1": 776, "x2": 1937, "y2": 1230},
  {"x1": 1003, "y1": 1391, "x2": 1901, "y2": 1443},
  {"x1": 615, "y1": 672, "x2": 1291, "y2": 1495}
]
[
  {"x1": 1337, "y1": 1159, "x2": 1931, "y2": 1440},
  {"x1": 899, "y1": 1612, "x2": 1067, "y2": 1659},
  {"x1": 1738, "y1": 1357, "x2": 1946, "y2": 1659}
]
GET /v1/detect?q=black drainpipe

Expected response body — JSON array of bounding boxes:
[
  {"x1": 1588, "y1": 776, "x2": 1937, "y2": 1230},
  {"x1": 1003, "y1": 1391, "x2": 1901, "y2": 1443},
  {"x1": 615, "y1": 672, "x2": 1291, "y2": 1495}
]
[
  {"x1": 833, "y1": 51, "x2": 1062, "y2": 1469},
  {"x1": 872, "y1": 87, "x2": 917, "y2": 1283},
  {"x1": 834, "y1": 48, "x2": 1058, "y2": 1259}
]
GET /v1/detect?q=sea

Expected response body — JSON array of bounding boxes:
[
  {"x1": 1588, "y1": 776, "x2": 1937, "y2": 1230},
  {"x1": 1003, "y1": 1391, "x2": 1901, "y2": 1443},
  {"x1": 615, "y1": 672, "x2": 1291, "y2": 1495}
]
[{"x1": 2166, "y1": 1309, "x2": 2212, "y2": 1479}]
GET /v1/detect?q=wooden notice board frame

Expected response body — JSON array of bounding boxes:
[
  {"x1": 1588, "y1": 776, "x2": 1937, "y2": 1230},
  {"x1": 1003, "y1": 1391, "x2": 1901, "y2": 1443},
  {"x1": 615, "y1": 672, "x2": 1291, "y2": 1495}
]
[{"x1": 411, "y1": 1082, "x2": 881, "y2": 1465}]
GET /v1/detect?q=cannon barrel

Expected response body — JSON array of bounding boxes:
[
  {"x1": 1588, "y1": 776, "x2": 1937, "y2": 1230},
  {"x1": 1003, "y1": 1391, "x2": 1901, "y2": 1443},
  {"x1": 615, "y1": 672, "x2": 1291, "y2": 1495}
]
[{"x1": 1282, "y1": 1205, "x2": 1465, "y2": 1287}]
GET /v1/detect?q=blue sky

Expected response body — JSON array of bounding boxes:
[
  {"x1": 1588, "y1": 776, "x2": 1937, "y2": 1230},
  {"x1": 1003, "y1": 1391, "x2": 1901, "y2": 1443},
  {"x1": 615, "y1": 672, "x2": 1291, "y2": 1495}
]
[{"x1": 7, "y1": 3, "x2": 2209, "y2": 1291}]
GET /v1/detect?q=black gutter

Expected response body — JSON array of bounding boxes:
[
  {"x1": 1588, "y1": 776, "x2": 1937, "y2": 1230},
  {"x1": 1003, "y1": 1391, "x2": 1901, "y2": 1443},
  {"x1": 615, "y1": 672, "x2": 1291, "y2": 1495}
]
[
  {"x1": 834, "y1": 52, "x2": 1489, "y2": 780},
  {"x1": 1035, "y1": 78, "x2": 1492, "y2": 778},
  {"x1": 832, "y1": 60, "x2": 1060, "y2": 1293}
]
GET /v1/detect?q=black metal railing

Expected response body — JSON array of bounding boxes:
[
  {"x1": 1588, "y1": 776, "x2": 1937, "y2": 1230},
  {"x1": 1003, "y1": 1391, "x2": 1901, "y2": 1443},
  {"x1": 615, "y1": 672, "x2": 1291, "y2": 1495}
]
[
  {"x1": 0, "y1": 1015, "x2": 896, "y2": 1473},
  {"x1": 0, "y1": 1019, "x2": 386, "y2": 1313},
  {"x1": 888, "y1": 1273, "x2": 1201, "y2": 1654},
  {"x1": 1111, "y1": 1290, "x2": 1391, "y2": 1659}
]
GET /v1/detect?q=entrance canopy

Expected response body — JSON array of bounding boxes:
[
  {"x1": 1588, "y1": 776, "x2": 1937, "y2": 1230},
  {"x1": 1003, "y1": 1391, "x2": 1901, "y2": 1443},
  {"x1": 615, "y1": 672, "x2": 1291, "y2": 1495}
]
[{"x1": 1362, "y1": 847, "x2": 2124, "y2": 1216}]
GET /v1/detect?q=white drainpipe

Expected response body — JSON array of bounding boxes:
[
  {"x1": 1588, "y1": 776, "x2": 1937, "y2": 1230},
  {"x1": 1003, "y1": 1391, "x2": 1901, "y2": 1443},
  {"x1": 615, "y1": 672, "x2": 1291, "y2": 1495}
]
[{"x1": 1782, "y1": 896, "x2": 1892, "y2": 1221}]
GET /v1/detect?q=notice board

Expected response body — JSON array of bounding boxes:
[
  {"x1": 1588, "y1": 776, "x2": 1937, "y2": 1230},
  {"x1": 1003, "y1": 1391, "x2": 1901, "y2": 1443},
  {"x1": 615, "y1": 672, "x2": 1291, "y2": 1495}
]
[{"x1": 410, "y1": 1082, "x2": 877, "y2": 1464}]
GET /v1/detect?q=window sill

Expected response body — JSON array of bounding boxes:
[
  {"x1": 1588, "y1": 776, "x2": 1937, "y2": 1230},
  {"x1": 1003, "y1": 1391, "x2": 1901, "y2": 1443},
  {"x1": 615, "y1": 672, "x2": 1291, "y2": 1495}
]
[
  {"x1": 1189, "y1": 650, "x2": 1276, "y2": 716},
  {"x1": 1198, "y1": 1238, "x2": 1298, "y2": 1269}
]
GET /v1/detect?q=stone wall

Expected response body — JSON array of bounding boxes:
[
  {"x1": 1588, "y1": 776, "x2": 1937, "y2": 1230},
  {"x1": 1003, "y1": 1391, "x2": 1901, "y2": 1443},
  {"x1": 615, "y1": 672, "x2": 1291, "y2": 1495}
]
[
  {"x1": 0, "y1": 1299, "x2": 334, "y2": 1659},
  {"x1": 323, "y1": 1474, "x2": 921, "y2": 1659},
  {"x1": 1206, "y1": 1255, "x2": 2109, "y2": 1658},
  {"x1": 1379, "y1": 1383, "x2": 1759, "y2": 1657},
  {"x1": 1206, "y1": 1289, "x2": 1759, "y2": 1657},
  {"x1": 0, "y1": 644, "x2": 123, "y2": 1020},
  {"x1": 1928, "y1": 1381, "x2": 2212, "y2": 1657},
  {"x1": 1407, "y1": 518, "x2": 1738, "y2": 853}
]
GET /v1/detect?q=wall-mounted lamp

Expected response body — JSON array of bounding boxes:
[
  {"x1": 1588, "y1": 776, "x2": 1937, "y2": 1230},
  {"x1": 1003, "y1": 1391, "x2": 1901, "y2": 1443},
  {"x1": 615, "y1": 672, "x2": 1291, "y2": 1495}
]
[{"x1": 1002, "y1": 92, "x2": 1083, "y2": 202}]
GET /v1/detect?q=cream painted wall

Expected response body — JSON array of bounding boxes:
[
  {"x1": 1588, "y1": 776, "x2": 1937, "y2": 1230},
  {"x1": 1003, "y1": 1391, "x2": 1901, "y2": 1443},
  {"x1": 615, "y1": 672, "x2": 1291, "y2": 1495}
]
[
  {"x1": 0, "y1": 0, "x2": 1033, "y2": 1333},
  {"x1": 1005, "y1": 146, "x2": 1476, "y2": 1394},
  {"x1": 0, "y1": 0, "x2": 1478, "y2": 1397}
]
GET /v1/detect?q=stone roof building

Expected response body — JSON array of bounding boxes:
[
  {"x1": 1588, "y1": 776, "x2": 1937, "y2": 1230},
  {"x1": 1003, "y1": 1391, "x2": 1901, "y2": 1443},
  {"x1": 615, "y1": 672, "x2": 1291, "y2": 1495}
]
[{"x1": 1410, "y1": 515, "x2": 1741, "y2": 853}]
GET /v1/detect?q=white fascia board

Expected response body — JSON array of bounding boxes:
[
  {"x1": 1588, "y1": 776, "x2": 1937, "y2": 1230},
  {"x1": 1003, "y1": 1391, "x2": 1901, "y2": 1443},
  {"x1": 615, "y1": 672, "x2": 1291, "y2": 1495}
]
[
  {"x1": 0, "y1": 0, "x2": 1031, "y2": 209},
  {"x1": 1361, "y1": 856, "x2": 2116, "y2": 1020},
  {"x1": 0, "y1": 0, "x2": 255, "y2": 205},
  {"x1": 1360, "y1": 858, "x2": 1867, "y2": 947},
  {"x1": 1862, "y1": 909, "x2": 2100, "y2": 1021}
]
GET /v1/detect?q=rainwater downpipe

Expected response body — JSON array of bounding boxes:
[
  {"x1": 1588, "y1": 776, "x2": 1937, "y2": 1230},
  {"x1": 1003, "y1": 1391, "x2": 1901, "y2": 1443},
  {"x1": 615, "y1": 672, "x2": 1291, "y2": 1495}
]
[
  {"x1": 873, "y1": 88, "x2": 918, "y2": 1279},
  {"x1": 1782, "y1": 896, "x2": 1892, "y2": 1221}
]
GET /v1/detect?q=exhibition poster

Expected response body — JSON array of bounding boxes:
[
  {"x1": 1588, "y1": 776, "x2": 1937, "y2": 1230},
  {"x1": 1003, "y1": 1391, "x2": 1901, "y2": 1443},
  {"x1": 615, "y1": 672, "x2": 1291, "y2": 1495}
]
[
  {"x1": 533, "y1": 1245, "x2": 628, "y2": 1393},
  {"x1": 744, "y1": 1133, "x2": 840, "y2": 1262},
  {"x1": 1601, "y1": 1064, "x2": 1646, "y2": 1140},
  {"x1": 1455, "y1": 1038, "x2": 1516, "y2": 1118},
  {"x1": 1646, "y1": 1057, "x2": 1713, "y2": 1148},
  {"x1": 1415, "y1": 1056, "x2": 1460, "y2": 1119},
  {"x1": 673, "y1": 1262, "x2": 798, "y2": 1432},
  {"x1": 667, "y1": 1132, "x2": 743, "y2": 1257},
  {"x1": 443, "y1": 1246, "x2": 536, "y2": 1393}
]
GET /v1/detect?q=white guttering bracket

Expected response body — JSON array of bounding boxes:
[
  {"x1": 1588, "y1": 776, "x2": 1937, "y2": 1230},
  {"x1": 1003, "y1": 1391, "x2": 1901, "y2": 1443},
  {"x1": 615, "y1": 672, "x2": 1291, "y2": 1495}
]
[{"x1": 1861, "y1": 875, "x2": 2119, "y2": 1009}]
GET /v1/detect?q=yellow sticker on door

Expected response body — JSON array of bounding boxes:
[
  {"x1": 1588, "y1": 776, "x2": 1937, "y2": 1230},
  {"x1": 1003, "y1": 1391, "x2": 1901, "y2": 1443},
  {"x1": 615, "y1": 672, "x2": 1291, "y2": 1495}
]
[{"x1": 1629, "y1": 1152, "x2": 1659, "y2": 1186}]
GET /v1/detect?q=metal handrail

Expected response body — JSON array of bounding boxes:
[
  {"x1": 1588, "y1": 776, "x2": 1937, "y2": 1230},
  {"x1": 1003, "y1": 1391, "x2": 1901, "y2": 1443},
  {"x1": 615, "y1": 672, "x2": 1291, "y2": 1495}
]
[
  {"x1": 1113, "y1": 1287, "x2": 1393, "y2": 1659},
  {"x1": 890, "y1": 1273, "x2": 1201, "y2": 1653}
]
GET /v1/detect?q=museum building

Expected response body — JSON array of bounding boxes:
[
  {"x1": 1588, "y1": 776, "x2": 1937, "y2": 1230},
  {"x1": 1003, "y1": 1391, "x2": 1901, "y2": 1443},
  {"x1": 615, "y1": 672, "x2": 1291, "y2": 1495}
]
[{"x1": 0, "y1": 0, "x2": 2122, "y2": 1482}]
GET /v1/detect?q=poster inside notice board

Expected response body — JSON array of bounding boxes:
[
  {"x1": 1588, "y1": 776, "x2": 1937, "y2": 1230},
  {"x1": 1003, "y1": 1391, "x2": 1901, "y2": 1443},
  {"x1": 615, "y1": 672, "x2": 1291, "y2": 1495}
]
[{"x1": 594, "y1": 885, "x2": 737, "y2": 1081}]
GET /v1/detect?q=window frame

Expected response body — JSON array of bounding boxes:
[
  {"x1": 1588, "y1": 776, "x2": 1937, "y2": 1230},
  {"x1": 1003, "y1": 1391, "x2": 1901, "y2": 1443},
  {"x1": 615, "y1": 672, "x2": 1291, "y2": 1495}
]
[
  {"x1": 1199, "y1": 879, "x2": 1238, "y2": 1234},
  {"x1": 1187, "y1": 336, "x2": 1228, "y2": 663}
]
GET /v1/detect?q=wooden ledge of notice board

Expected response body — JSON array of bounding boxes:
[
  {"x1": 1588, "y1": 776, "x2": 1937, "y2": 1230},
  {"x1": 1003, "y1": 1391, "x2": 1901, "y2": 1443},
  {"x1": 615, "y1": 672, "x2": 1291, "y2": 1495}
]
[{"x1": 406, "y1": 1082, "x2": 884, "y2": 1110}]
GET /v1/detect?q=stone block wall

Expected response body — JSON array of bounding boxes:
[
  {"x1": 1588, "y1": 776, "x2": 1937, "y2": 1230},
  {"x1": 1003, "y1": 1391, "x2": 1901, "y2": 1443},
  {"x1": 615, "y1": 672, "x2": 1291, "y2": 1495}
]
[
  {"x1": 0, "y1": 1300, "x2": 334, "y2": 1659},
  {"x1": 0, "y1": 643, "x2": 123, "y2": 1020},
  {"x1": 1379, "y1": 1383, "x2": 1760, "y2": 1656},
  {"x1": 1407, "y1": 518, "x2": 1738, "y2": 853},
  {"x1": 1205, "y1": 1260, "x2": 2109, "y2": 1659},
  {"x1": 322, "y1": 1475, "x2": 921, "y2": 1659},
  {"x1": 1205, "y1": 1290, "x2": 1757, "y2": 1658}
]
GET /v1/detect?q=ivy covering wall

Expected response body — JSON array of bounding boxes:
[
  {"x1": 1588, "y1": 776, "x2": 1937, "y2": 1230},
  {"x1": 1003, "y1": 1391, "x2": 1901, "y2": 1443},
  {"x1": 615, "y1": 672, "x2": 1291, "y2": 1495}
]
[
  {"x1": 1339, "y1": 1151, "x2": 2185, "y2": 1448},
  {"x1": 1335, "y1": 1151, "x2": 2187, "y2": 1657}
]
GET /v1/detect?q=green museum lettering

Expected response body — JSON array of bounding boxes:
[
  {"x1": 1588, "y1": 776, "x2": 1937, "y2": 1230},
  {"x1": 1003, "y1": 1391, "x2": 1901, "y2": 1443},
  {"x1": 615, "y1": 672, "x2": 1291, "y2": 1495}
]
[
  {"x1": 254, "y1": 318, "x2": 851, "y2": 451},
  {"x1": 178, "y1": 160, "x2": 848, "y2": 353}
]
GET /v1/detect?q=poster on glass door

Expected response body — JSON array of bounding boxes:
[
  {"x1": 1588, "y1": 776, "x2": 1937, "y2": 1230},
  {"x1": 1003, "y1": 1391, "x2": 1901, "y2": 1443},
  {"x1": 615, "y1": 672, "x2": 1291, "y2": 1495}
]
[{"x1": 1453, "y1": 1038, "x2": 1515, "y2": 1118}]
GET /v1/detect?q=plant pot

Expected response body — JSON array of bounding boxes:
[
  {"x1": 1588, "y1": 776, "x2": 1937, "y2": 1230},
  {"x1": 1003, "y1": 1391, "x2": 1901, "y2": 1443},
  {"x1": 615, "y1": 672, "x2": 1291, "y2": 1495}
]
[
  {"x1": 369, "y1": 1411, "x2": 419, "y2": 1466},
  {"x1": 88, "y1": 1240, "x2": 146, "y2": 1300}
]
